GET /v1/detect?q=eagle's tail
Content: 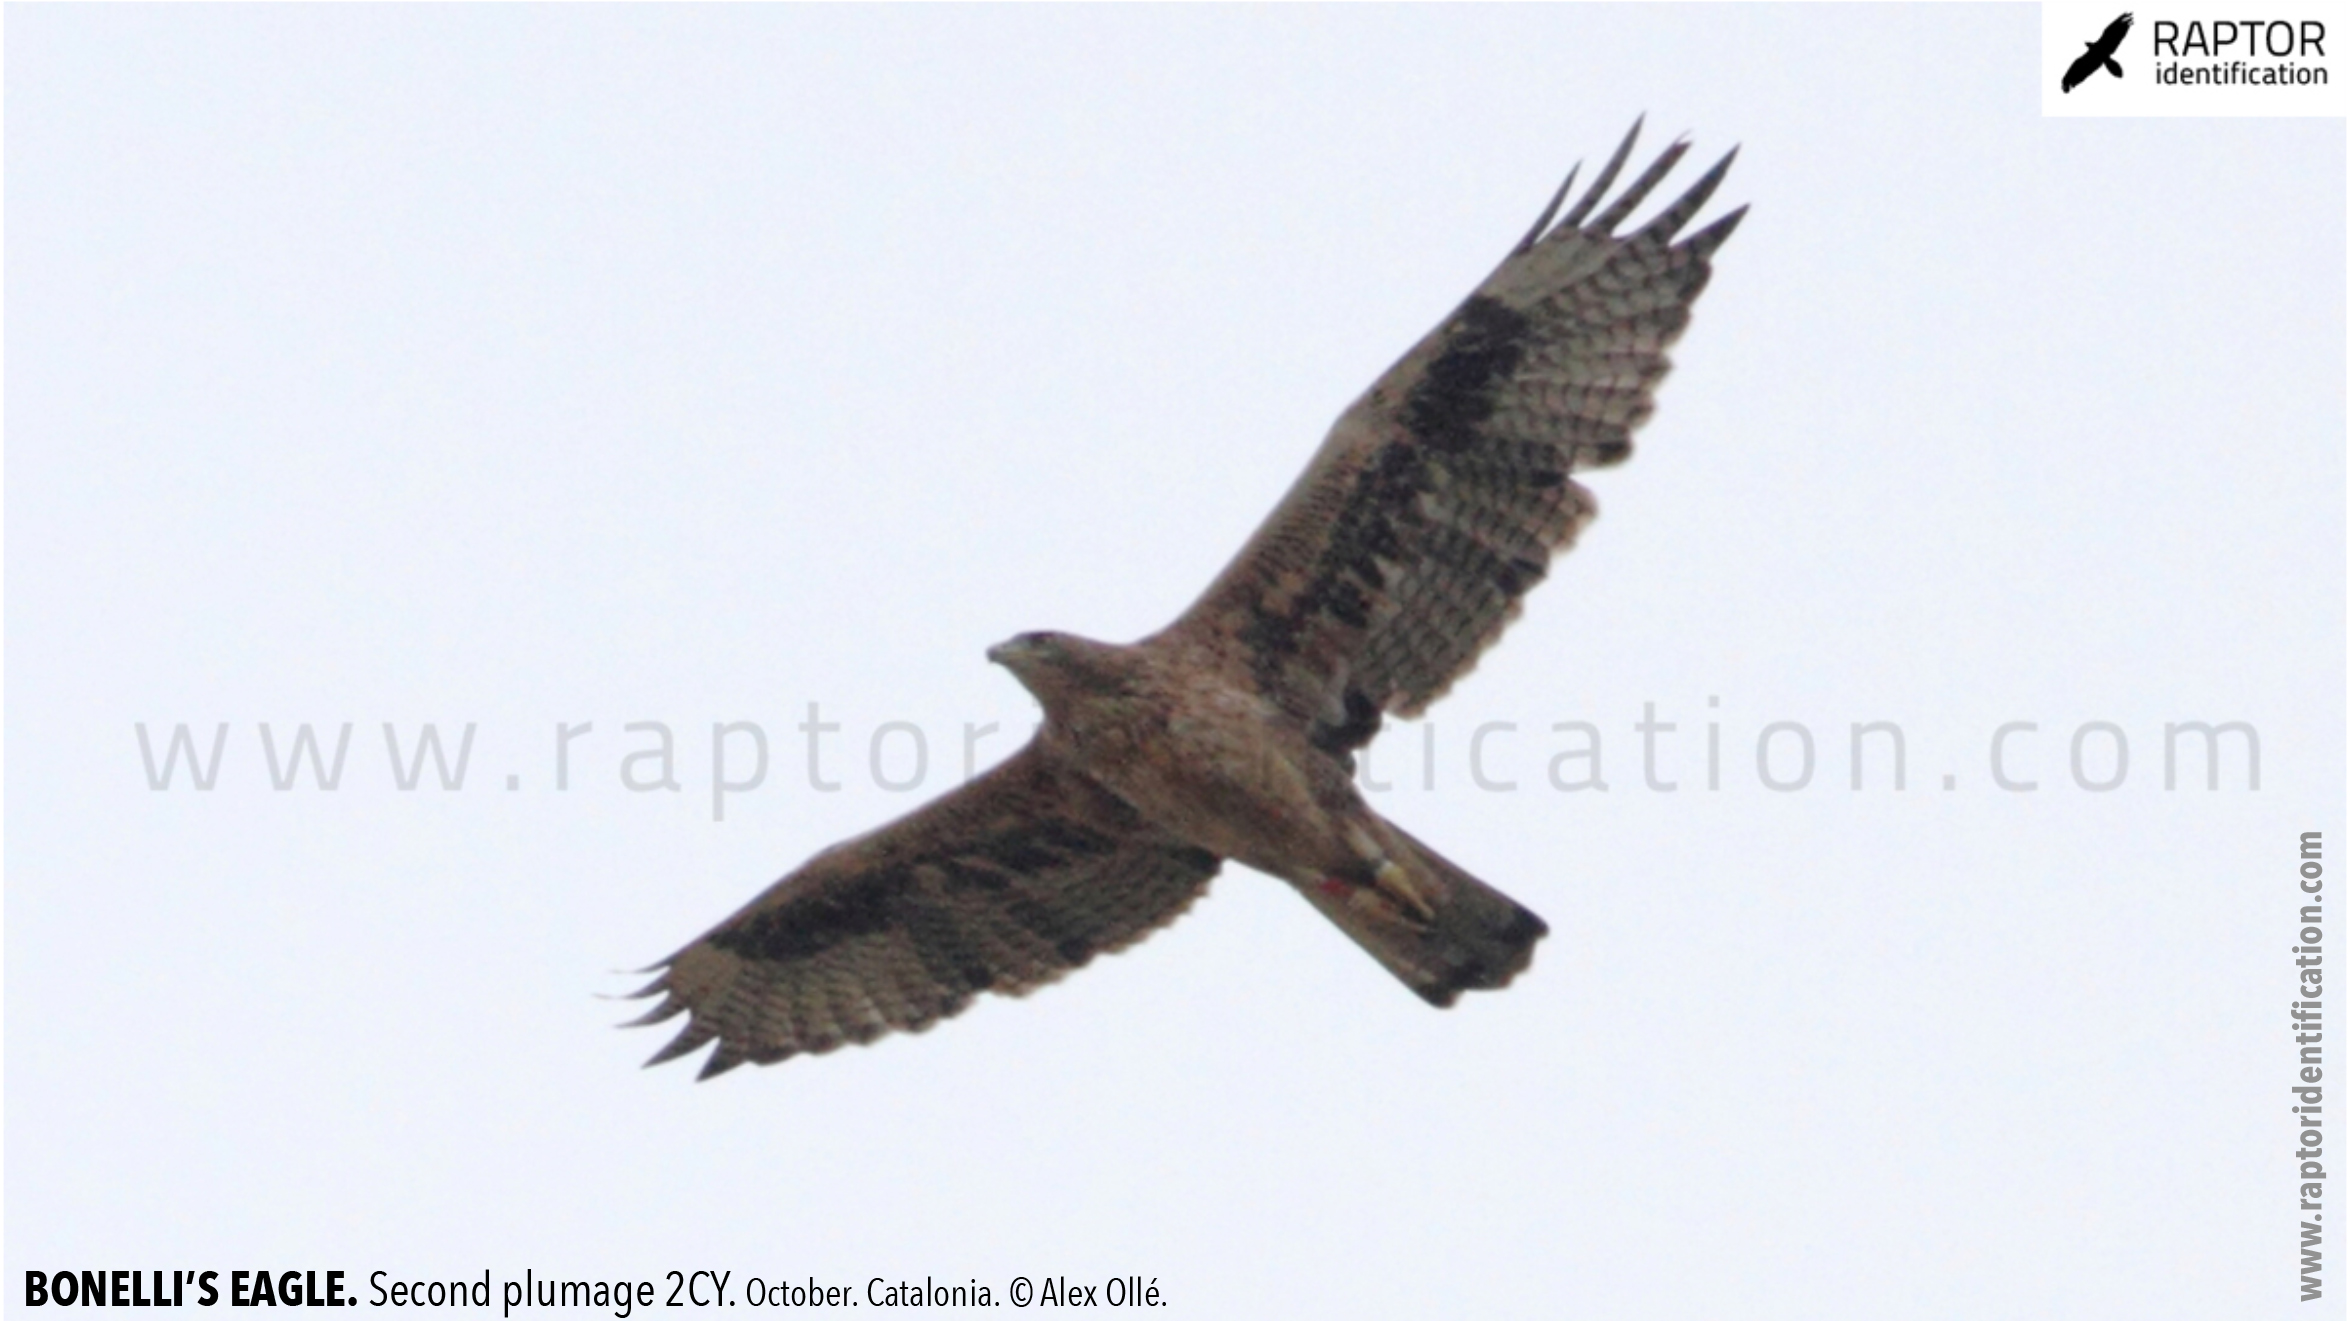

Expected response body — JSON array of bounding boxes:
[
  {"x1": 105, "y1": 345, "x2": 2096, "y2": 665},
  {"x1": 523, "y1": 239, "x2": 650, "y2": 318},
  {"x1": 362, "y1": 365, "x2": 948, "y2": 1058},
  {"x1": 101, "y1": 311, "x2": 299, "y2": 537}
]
[{"x1": 1297, "y1": 818, "x2": 1548, "y2": 1007}]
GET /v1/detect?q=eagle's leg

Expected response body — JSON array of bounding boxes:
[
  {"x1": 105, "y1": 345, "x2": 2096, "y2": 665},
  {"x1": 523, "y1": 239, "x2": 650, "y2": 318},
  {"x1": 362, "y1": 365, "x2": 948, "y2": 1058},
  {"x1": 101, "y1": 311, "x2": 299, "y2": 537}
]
[
  {"x1": 1341, "y1": 821, "x2": 1440, "y2": 920},
  {"x1": 1314, "y1": 871, "x2": 1435, "y2": 930},
  {"x1": 1371, "y1": 859, "x2": 1440, "y2": 920}
]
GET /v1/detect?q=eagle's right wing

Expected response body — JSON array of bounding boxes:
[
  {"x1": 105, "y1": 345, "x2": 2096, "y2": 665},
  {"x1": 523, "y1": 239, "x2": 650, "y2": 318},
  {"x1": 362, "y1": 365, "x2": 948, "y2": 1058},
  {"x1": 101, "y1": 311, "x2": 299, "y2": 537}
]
[
  {"x1": 629, "y1": 742, "x2": 1220, "y2": 1077},
  {"x1": 1163, "y1": 122, "x2": 1743, "y2": 753}
]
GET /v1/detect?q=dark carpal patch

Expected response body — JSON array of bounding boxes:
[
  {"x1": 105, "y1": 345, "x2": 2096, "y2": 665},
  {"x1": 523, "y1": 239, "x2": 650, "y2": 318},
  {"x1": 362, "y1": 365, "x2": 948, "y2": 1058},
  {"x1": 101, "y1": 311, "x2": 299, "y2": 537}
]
[
  {"x1": 716, "y1": 819, "x2": 1118, "y2": 966},
  {"x1": 1237, "y1": 428, "x2": 1428, "y2": 687},
  {"x1": 1240, "y1": 295, "x2": 1549, "y2": 710},
  {"x1": 716, "y1": 869, "x2": 912, "y2": 962},
  {"x1": 969, "y1": 818, "x2": 1116, "y2": 874},
  {"x1": 1401, "y1": 297, "x2": 1535, "y2": 452}
]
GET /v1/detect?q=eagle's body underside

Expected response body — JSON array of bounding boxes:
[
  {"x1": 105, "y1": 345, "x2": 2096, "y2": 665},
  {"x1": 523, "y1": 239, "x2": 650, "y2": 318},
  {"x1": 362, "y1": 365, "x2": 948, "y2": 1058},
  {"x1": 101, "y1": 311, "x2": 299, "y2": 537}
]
[
  {"x1": 1004, "y1": 633, "x2": 1551, "y2": 1006},
  {"x1": 629, "y1": 122, "x2": 1744, "y2": 1077}
]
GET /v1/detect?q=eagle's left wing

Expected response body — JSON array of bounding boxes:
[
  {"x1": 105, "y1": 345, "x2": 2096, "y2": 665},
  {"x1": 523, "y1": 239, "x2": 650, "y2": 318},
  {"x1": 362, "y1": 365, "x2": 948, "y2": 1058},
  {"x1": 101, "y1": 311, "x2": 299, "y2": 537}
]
[
  {"x1": 1162, "y1": 122, "x2": 1743, "y2": 754},
  {"x1": 628, "y1": 742, "x2": 1220, "y2": 1077}
]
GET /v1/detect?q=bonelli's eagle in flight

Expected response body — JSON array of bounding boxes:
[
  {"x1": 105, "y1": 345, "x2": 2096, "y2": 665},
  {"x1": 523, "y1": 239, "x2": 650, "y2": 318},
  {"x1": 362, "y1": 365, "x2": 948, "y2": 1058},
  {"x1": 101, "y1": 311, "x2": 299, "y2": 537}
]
[{"x1": 630, "y1": 122, "x2": 1744, "y2": 1077}]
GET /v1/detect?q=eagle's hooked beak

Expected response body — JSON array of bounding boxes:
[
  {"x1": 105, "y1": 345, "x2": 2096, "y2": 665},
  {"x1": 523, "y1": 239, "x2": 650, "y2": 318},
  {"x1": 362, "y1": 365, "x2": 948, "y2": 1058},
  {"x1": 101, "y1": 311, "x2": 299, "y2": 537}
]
[{"x1": 988, "y1": 632, "x2": 1054, "y2": 671}]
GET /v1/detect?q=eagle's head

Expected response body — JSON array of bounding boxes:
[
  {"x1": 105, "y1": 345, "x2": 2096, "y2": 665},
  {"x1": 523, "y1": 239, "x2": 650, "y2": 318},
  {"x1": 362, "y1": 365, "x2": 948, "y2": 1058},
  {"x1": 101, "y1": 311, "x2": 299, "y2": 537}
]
[{"x1": 987, "y1": 630, "x2": 1127, "y2": 714}]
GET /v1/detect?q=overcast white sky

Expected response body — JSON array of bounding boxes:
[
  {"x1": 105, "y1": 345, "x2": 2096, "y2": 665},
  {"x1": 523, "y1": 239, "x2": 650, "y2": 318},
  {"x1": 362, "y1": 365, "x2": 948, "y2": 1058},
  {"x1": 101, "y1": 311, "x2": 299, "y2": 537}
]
[{"x1": 7, "y1": 6, "x2": 2344, "y2": 1318}]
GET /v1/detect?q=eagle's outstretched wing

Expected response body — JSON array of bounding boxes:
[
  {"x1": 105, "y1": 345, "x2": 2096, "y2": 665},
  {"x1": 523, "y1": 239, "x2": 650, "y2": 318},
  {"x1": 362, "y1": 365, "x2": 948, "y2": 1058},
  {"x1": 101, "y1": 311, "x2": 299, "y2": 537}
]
[
  {"x1": 1164, "y1": 122, "x2": 1743, "y2": 753},
  {"x1": 629, "y1": 743, "x2": 1220, "y2": 1077}
]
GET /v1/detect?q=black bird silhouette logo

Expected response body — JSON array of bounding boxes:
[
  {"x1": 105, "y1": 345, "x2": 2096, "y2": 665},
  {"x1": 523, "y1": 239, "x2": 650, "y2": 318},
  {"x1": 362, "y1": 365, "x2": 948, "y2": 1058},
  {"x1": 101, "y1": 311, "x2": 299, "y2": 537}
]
[{"x1": 2063, "y1": 12, "x2": 2135, "y2": 92}]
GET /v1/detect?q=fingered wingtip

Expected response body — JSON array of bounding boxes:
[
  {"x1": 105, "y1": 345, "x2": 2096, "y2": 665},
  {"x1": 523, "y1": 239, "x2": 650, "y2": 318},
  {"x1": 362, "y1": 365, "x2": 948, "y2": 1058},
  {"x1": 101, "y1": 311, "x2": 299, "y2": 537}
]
[
  {"x1": 1591, "y1": 134, "x2": 1692, "y2": 233},
  {"x1": 601, "y1": 962, "x2": 675, "y2": 1000},
  {"x1": 621, "y1": 996, "x2": 685, "y2": 1028},
  {"x1": 1511, "y1": 164, "x2": 1580, "y2": 256},
  {"x1": 696, "y1": 1049, "x2": 750, "y2": 1081},
  {"x1": 1557, "y1": 119, "x2": 1644, "y2": 230},
  {"x1": 1683, "y1": 202, "x2": 1749, "y2": 259}
]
